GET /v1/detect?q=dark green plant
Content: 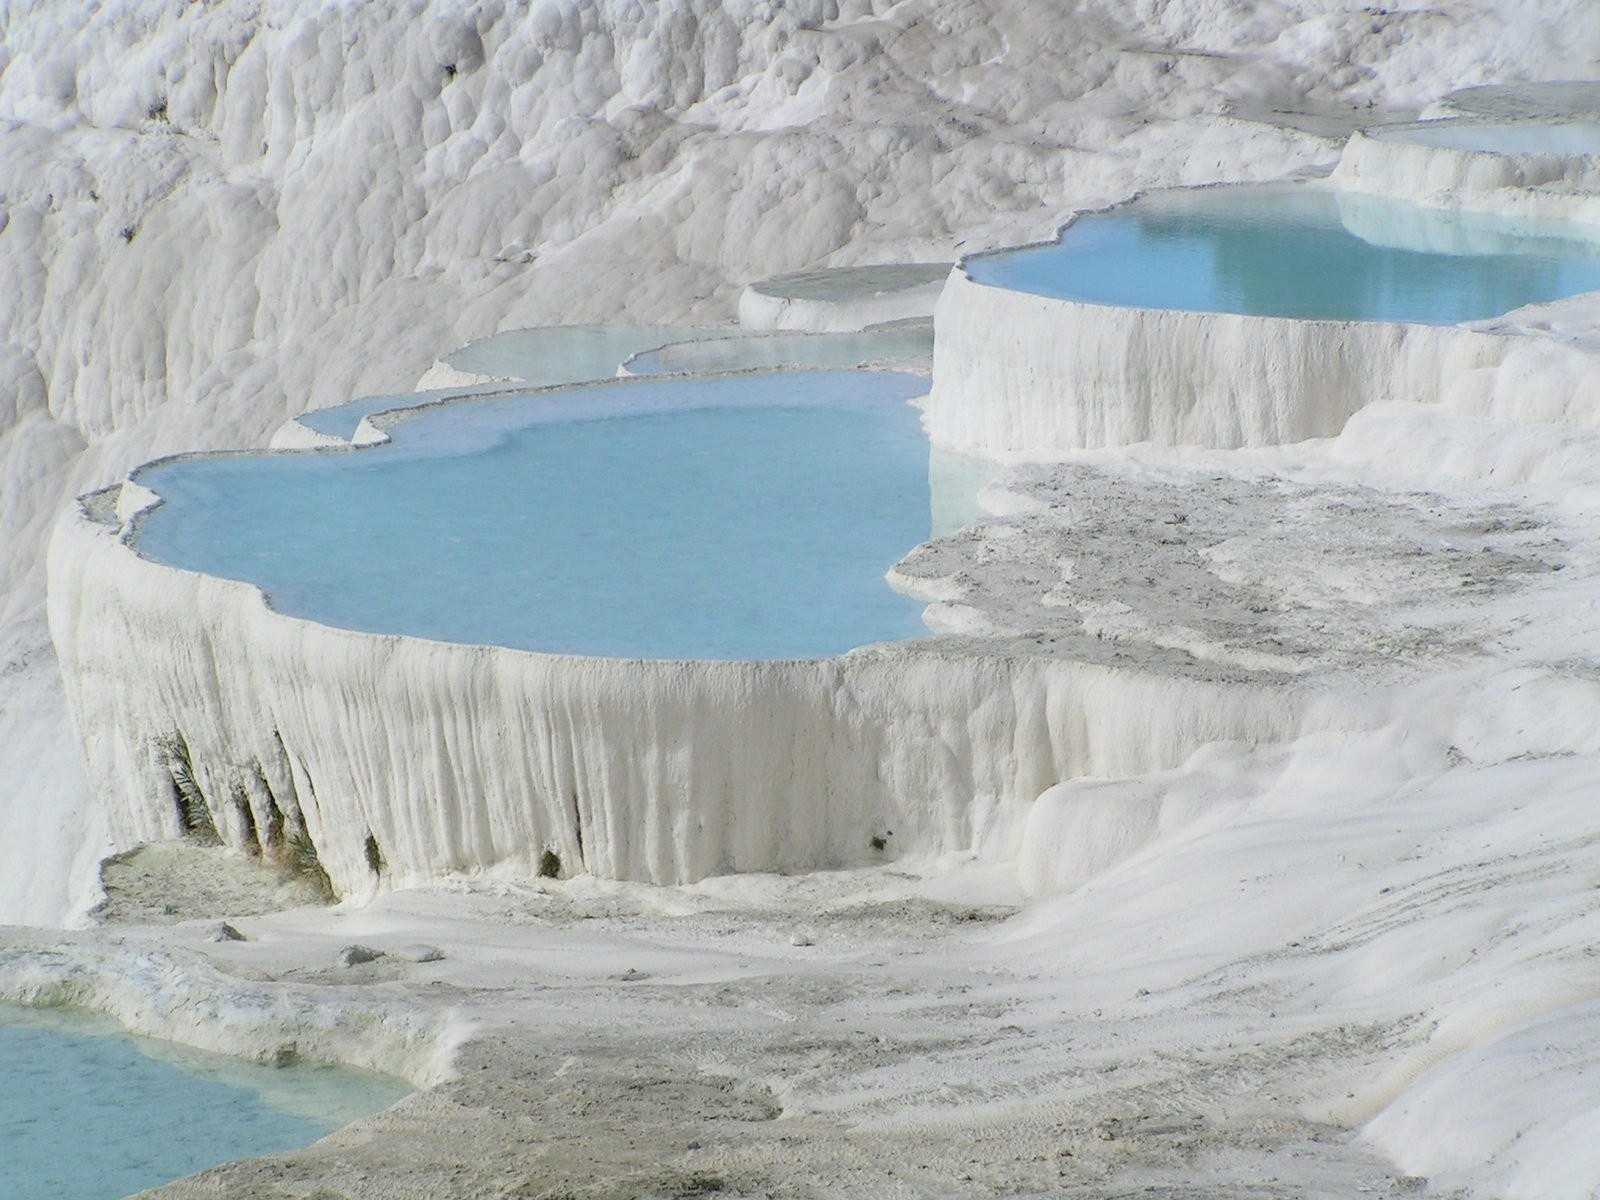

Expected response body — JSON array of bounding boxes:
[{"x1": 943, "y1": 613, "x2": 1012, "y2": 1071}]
[
  {"x1": 283, "y1": 829, "x2": 335, "y2": 901},
  {"x1": 154, "y1": 732, "x2": 219, "y2": 845}
]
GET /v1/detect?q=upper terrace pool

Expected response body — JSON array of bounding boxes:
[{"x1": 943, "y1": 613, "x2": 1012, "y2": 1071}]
[
  {"x1": 966, "y1": 182, "x2": 1600, "y2": 324},
  {"x1": 1382, "y1": 118, "x2": 1600, "y2": 156},
  {"x1": 133, "y1": 371, "x2": 933, "y2": 661}
]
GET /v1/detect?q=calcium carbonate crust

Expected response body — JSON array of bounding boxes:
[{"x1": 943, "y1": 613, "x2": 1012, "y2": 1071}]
[{"x1": 0, "y1": 933, "x2": 460, "y2": 1086}]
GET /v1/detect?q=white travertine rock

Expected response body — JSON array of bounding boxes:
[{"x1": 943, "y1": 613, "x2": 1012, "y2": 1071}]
[
  {"x1": 412, "y1": 362, "x2": 519, "y2": 391},
  {"x1": 1334, "y1": 125, "x2": 1600, "y2": 223},
  {"x1": 48, "y1": 489, "x2": 1349, "y2": 900},
  {"x1": 925, "y1": 256, "x2": 1600, "y2": 456},
  {"x1": 17, "y1": 0, "x2": 1573, "y2": 924}
]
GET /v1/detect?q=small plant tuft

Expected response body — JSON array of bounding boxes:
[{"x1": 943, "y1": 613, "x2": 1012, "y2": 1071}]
[
  {"x1": 364, "y1": 832, "x2": 385, "y2": 875},
  {"x1": 661, "y1": 1172, "x2": 729, "y2": 1198},
  {"x1": 146, "y1": 96, "x2": 168, "y2": 122},
  {"x1": 155, "y1": 732, "x2": 219, "y2": 844},
  {"x1": 538, "y1": 848, "x2": 562, "y2": 879},
  {"x1": 283, "y1": 829, "x2": 335, "y2": 901}
]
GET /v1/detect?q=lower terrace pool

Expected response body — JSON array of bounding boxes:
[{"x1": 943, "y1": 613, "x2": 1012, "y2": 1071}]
[
  {"x1": 134, "y1": 371, "x2": 934, "y2": 661},
  {"x1": 0, "y1": 1006, "x2": 409, "y2": 1199},
  {"x1": 966, "y1": 181, "x2": 1600, "y2": 324}
]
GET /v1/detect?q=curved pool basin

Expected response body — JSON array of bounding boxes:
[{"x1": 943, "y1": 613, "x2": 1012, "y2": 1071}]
[
  {"x1": 299, "y1": 325, "x2": 716, "y2": 441},
  {"x1": 965, "y1": 182, "x2": 1600, "y2": 325},
  {"x1": 623, "y1": 325, "x2": 933, "y2": 376},
  {"x1": 1, "y1": 1005, "x2": 408, "y2": 1200},
  {"x1": 1383, "y1": 118, "x2": 1600, "y2": 157},
  {"x1": 441, "y1": 324, "x2": 706, "y2": 383},
  {"x1": 133, "y1": 371, "x2": 933, "y2": 662}
]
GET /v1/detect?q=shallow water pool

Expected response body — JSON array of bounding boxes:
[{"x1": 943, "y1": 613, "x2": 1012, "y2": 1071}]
[
  {"x1": 0, "y1": 1006, "x2": 409, "y2": 1199},
  {"x1": 298, "y1": 325, "x2": 714, "y2": 441},
  {"x1": 966, "y1": 182, "x2": 1600, "y2": 324},
  {"x1": 443, "y1": 323, "x2": 709, "y2": 382},
  {"x1": 624, "y1": 325, "x2": 933, "y2": 376},
  {"x1": 135, "y1": 371, "x2": 933, "y2": 661},
  {"x1": 1385, "y1": 118, "x2": 1600, "y2": 156}
]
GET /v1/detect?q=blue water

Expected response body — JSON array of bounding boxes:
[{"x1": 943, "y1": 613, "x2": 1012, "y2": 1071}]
[
  {"x1": 444, "y1": 324, "x2": 705, "y2": 382},
  {"x1": 136, "y1": 371, "x2": 933, "y2": 661},
  {"x1": 625, "y1": 326, "x2": 933, "y2": 376},
  {"x1": 1389, "y1": 119, "x2": 1600, "y2": 155},
  {"x1": 966, "y1": 182, "x2": 1600, "y2": 324},
  {"x1": 297, "y1": 381, "x2": 510, "y2": 441},
  {"x1": 0, "y1": 1009, "x2": 409, "y2": 1199},
  {"x1": 299, "y1": 326, "x2": 709, "y2": 440}
]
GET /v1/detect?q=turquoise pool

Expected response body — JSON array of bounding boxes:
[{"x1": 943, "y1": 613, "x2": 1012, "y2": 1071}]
[
  {"x1": 965, "y1": 182, "x2": 1600, "y2": 324},
  {"x1": 624, "y1": 326, "x2": 933, "y2": 376},
  {"x1": 1386, "y1": 118, "x2": 1600, "y2": 155},
  {"x1": 135, "y1": 371, "x2": 933, "y2": 661},
  {"x1": 297, "y1": 326, "x2": 714, "y2": 441},
  {"x1": 0, "y1": 1007, "x2": 408, "y2": 1199},
  {"x1": 442, "y1": 323, "x2": 705, "y2": 382}
]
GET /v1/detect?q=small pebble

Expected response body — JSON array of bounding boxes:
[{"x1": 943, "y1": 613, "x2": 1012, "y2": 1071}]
[
  {"x1": 211, "y1": 922, "x2": 246, "y2": 943},
  {"x1": 395, "y1": 944, "x2": 445, "y2": 963},
  {"x1": 339, "y1": 944, "x2": 384, "y2": 967},
  {"x1": 789, "y1": 932, "x2": 814, "y2": 947},
  {"x1": 619, "y1": 967, "x2": 648, "y2": 982}
]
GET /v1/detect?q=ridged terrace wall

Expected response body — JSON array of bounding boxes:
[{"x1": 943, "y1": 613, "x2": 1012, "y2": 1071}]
[
  {"x1": 48, "y1": 485, "x2": 1345, "y2": 900},
  {"x1": 924, "y1": 267, "x2": 1600, "y2": 456},
  {"x1": 1333, "y1": 127, "x2": 1600, "y2": 220}
]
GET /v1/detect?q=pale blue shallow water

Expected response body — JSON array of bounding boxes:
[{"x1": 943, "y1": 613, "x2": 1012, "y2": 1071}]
[
  {"x1": 624, "y1": 326, "x2": 933, "y2": 376},
  {"x1": 136, "y1": 371, "x2": 933, "y2": 661},
  {"x1": 1388, "y1": 118, "x2": 1600, "y2": 155},
  {"x1": 0, "y1": 1009, "x2": 409, "y2": 1199},
  {"x1": 298, "y1": 326, "x2": 711, "y2": 440},
  {"x1": 445, "y1": 324, "x2": 705, "y2": 381},
  {"x1": 297, "y1": 381, "x2": 508, "y2": 441},
  {"x1": 966, "y1": 182, "x2": 1600, "y2": 324}
]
